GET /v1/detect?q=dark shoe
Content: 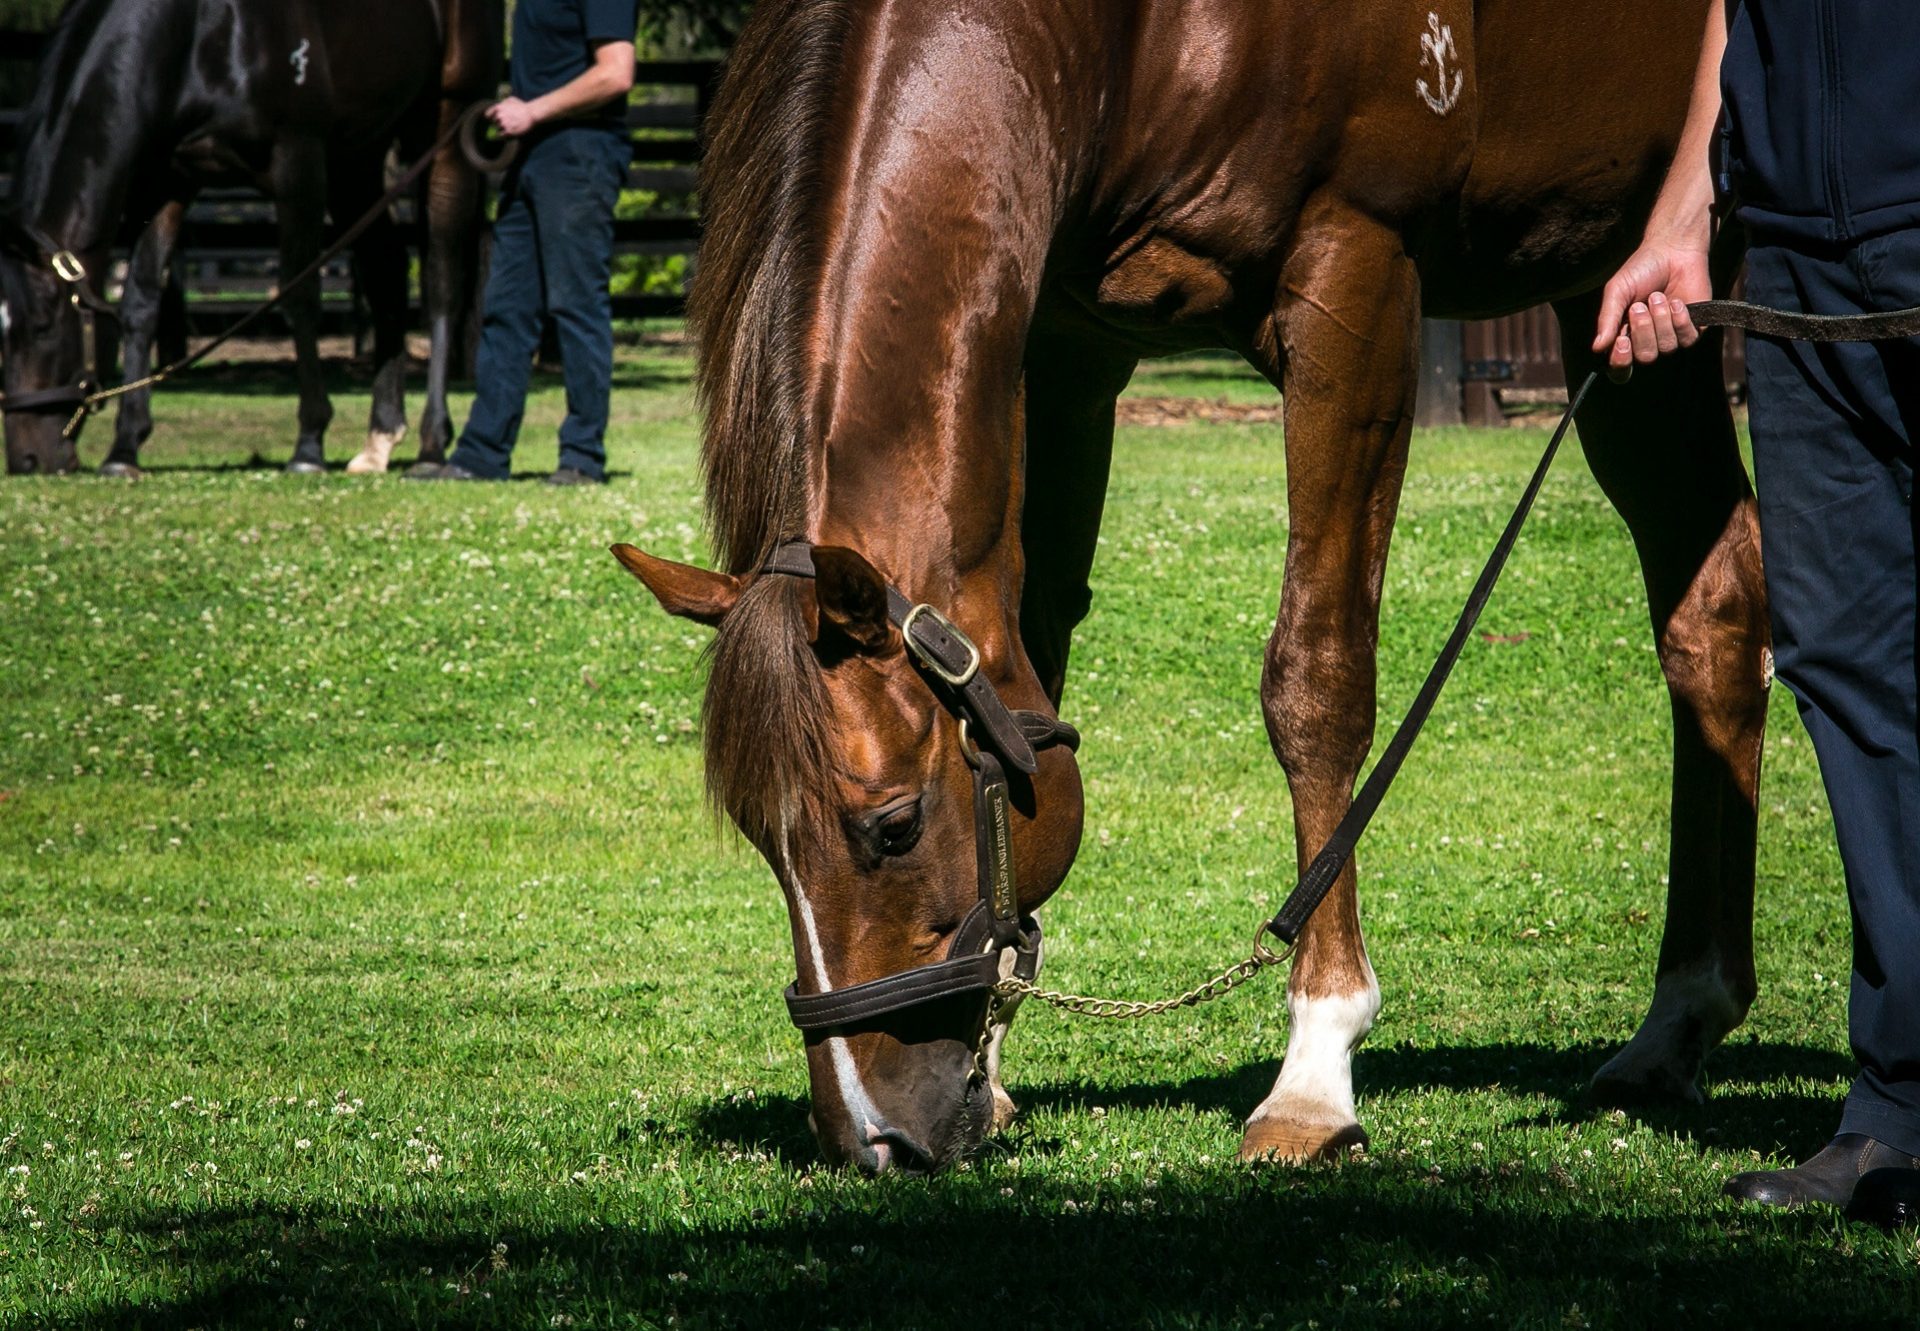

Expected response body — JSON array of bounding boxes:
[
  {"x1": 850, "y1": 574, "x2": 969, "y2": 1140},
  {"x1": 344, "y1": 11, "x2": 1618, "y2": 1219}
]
[
  {"x1": 406, "y1": 462, "x2": 491, "y2": 482},
  {"x1": 545, "y1": 466, "x2": 605, "y2": 486},
  {"x1": 1723, "y1": 1134, "x2": 1920, "y2": 1209},
  {"x1": 1847, "y1": 1167, "x2": 1920, "y2": 1229}
]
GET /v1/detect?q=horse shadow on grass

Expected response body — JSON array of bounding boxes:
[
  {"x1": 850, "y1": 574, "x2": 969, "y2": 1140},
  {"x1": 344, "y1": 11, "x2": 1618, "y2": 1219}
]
[
  {"x1": 687, "y1": 1038, "x2": 1857, "y2": 1170},
  {"x1": 39, "y1": 1148, "x2": 1917, "y2": 1330}
]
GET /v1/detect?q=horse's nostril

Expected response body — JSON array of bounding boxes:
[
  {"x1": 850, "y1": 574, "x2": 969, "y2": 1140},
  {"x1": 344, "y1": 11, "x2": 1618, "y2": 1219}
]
[{"x1": 857, "y1": 1127, "x2": 935, "y2": 1175}]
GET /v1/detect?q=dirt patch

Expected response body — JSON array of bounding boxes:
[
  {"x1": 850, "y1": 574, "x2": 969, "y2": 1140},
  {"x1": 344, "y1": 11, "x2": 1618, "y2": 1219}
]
[{"x1": 1117, "y1": 395, "x2": 1282, "y2": 427}]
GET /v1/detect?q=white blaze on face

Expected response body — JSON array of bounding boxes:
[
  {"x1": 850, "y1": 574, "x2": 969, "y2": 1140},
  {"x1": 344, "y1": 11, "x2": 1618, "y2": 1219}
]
[{"x1": 778, "y1": 815, "x2": 887, "y2": 1139}]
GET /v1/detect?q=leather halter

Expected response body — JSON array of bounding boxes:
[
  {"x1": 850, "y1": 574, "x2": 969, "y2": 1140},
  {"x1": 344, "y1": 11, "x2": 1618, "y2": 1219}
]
[
  {"x1": 0, "y1": 221, "x2": 118, "y2": 418},
  {"x1": 759, "y1": 540, "x2": 1080, "y2": 1032}
]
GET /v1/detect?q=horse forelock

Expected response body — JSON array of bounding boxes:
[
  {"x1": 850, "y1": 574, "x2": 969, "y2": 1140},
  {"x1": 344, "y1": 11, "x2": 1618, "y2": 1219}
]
[{"x1": 703, "y1": 575, "x2": 837, "y2": 848}]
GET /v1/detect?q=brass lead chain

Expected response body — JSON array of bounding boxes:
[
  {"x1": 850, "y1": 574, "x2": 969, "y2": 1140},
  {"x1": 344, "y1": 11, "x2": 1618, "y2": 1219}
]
[{"x1": 991, "y1": 922, "x2": 1292, "y2": 1021}]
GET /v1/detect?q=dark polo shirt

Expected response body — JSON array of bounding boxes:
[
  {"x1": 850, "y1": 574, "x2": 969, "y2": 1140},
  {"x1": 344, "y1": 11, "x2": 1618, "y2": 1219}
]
[
  {"x1": 1721, "y1": 0, "x2": 1920, "y2": 245},
  {"x1": 511, "y1": 0, "x2": 640, "y2": 133}
]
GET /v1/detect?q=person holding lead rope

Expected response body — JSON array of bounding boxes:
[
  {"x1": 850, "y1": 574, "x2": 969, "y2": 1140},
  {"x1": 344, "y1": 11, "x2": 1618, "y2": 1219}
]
[
  {"x1": 1598, "y1": 0, "x2": 1920, "y2": 1228},
  {"x1": 415, "y1": 0, "x2": 638, "y2": 485}
]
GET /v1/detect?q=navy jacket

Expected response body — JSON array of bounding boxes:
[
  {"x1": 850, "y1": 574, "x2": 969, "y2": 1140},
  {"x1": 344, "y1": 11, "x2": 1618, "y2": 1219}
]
[{"x1": 1721, "y1": 0, "x2": 1920, "y2": 244}]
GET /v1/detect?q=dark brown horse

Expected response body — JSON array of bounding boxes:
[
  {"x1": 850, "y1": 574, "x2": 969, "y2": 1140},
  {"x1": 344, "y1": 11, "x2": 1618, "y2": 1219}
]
[
  {"x1": 0, "y1": 0, "x2": 503, "y2": 476},
  {"x1": 616, "y1": 0, "x2": 1768, "y2": 1173}
]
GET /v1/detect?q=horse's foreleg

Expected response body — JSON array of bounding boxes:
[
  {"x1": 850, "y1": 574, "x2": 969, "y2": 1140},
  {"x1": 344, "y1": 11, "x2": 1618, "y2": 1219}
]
[
  {"x1": 272, "y1": 137, "x2": 333, "y2": 473},
  {"x1": 1242, "y1": 206, "x2": 1418, "y2": 1163},
  {"x1": 339, "y1": 175, "x2": 410, "y2": 475},
  {"x1": 1553, "y1": 296, "x2": 1768, "y2": 1105},
  {"x1": 417, "y1": 100, "x2": 484, "y2": 465},
  {"x1": 1018, "y1": 330, "x2": 1137, "y2": 702},
  {"x1": 101, "y1": 200, "x2": 188, "y2": 478}
]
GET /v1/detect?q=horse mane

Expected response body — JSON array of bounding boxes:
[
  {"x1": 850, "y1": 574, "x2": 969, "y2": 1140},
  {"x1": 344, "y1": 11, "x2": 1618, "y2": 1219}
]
[
  {"x1": 689, "y1": 0, "x2": 853, "y2": 838},
  {"x1": 10, "y1": 0, "x2": 120, "y2": 198}
]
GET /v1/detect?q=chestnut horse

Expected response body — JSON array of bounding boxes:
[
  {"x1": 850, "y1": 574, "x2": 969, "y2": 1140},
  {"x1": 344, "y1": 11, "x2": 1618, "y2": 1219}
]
[
  {"x1": 616, "y1": 0, "x2": 1767, "y2": 1173},
  {"x1": 0, "y1": 0, "x2": 503, "y2": 476}
]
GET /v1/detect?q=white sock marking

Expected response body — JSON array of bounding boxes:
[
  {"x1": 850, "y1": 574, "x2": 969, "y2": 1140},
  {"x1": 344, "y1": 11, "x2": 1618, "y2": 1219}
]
[{"x1": 1252, "y1": 972, "x2": 1381, "y2": 1129}]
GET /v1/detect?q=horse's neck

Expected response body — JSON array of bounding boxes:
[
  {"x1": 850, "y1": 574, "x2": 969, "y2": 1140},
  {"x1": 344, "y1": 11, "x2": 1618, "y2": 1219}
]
[
  {"x1": 789, "y1": 12, "x2": 1085, "y2": 607},
  {"x1": 14, "y1": 8, "x2": 172, "y2": 251}
]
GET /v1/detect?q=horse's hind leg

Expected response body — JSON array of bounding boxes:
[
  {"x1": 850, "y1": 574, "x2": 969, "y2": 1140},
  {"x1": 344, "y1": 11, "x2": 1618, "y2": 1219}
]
[
  {"x1": 1552, "y1": 295, "x2": 1769, "y2": 1104},
  {"x1": 337, "y1": 161, "x2": 411, "y2": 475},
  {"x1": 272, "y1": 136, "x2": 334, "y2": 473},
  {"x1": 1242, "y1": 206, "x2": 1419, "y2": 1163},
  {"x1": 101, "y1": 199, "x2": 188, "y2": 478}
]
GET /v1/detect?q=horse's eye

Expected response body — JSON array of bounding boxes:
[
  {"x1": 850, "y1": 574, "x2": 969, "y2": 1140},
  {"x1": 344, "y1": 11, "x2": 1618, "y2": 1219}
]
[{"x1": 870, "y1": 796, "x2": 924, "y2": 857}]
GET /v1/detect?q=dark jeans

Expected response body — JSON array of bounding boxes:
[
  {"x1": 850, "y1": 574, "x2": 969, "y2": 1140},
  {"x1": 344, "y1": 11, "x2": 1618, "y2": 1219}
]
[
  {"x1": 449, "y1": 127, "x2": 627, "y2": 480},
  {"x1": 1745, "y1": 231, "x2": 1920, "y2": 1157}
]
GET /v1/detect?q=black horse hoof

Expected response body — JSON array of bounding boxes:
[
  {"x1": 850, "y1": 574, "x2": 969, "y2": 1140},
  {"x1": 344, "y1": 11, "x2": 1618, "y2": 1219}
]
[
  {"x1": 283, "y1": 458, "x2": 328, "y2": 476},
  {"x1": 96, "y1": 460, "x2": 145, "y2": 480}
]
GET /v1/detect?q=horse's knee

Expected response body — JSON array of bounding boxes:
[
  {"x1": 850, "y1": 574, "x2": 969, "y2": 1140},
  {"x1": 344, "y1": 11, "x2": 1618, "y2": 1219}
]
[{"x1": 1261, "y1": 627, "x2": 1374, "y2": 785}]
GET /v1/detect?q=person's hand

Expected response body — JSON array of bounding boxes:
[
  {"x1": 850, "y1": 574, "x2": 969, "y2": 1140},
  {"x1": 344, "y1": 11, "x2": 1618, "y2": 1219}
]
[
  {"x1": 489, "y1": 97, "x2": 540, "y2": 138},
  {"x1": 1592, "y1": 237, "x2": 1713, "y2": 379}
]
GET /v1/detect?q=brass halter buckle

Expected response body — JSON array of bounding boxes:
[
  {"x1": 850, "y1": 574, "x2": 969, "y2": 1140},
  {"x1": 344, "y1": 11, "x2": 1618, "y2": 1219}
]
[
  {"x1": 901, "y1": 602, "x2": 982, "y2": 688},
  {"x1": 50, "y1": 251, "x2": 86, "y2": 284}
]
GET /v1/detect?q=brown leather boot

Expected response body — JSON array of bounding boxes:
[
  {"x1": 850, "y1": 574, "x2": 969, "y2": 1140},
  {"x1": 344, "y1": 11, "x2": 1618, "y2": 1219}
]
[{"x1": 1723, "y1": 1134, "x2": 1920, "y2": 1208}]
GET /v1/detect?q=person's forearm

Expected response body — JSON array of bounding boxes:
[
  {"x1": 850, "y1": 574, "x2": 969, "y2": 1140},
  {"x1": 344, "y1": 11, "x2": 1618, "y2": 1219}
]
[
  {"x1": 524, "y1": 44, "x2": 636, "y2": 127},
  {"x1": 1645, "y1": 1, "x2": 1727, "y2": 246}
]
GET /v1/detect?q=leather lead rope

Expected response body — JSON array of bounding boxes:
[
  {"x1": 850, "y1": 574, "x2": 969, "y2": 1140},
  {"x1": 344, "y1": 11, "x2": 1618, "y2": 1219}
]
[{"x1": 1264, "y1": 370, "x2": 1598, "y2": 944}]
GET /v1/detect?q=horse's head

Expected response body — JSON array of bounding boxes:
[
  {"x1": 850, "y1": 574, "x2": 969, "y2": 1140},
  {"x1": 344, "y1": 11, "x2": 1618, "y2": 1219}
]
[
  {"x1": 613, "y1": 540, "x2": 1084, "y2": 1173},
  {"x1": 0, "y1": 220, "x2": 92, "y2": 475}
]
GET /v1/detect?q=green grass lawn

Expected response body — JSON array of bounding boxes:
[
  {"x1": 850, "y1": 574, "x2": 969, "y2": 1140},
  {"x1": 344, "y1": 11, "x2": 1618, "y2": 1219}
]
[{"x1": 2, "y1": 345, "x2": 1914, "y2": 1328}]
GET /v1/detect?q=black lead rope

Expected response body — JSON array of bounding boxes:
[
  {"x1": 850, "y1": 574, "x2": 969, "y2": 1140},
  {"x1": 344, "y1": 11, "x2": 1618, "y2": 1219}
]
[{"x1": 1264, "y1": 370, "x2": 1600, "y2": 945}]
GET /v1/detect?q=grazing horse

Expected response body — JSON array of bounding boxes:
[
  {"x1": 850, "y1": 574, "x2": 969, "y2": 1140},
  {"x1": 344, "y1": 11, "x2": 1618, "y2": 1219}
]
[
  {"x1": 0, "y1": 0, "x2": 504, "y2": 476},
  {"x1": 614, "y1": 0, "x2": 1769, "y2": 1173}
]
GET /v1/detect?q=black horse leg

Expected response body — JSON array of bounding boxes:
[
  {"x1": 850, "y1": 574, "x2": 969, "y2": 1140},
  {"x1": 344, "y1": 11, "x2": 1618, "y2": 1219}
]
[
  {"x1": 273, "y1": 136, "x2": 333, "y2": 473},
  {"x1": 101, "y1": 198, "x2": 189, "y2": 478},
  {"x1": 417, "y1": 99, "x2": 485, "y2": 465},
  {"x1": 335, "y1": 161, "x2": 411, "y2": 475}
]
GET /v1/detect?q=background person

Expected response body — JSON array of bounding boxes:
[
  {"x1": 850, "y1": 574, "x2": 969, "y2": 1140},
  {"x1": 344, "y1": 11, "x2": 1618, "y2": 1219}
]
[
  {"x1": 1597, "y1": 0, "x2": 1920, "y2": 1226},
  {"x1": 416, "y1": 0, "x2": 639, "y2": 485}
]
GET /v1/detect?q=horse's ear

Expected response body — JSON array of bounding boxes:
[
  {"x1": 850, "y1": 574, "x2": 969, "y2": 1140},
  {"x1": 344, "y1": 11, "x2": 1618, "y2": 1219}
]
[
  {"x1": 609, "y1": 544, "x2": 742, "y2": 627},
  {"x1": 810, "y1": 546, "x2": 893, "y2": 655}
]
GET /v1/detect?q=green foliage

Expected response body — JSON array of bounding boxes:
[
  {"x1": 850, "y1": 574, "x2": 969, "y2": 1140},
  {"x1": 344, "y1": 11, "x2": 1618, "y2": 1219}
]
[
  {"x1": 0, "y1": 0, "x2": 65, "y2": 34},
  {"x1": 0, "y1": 346, "x2": 1911, "y2": 1327}
]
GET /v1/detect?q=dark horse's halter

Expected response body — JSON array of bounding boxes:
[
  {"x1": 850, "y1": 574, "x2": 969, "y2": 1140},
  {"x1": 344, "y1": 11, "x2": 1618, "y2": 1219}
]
[
  {"x1": 758, "y1": 541, "x2": 1081, "y2": 1032},
  {"x1": 0, "y1": 221, "x2": 119, "y2": 419}
]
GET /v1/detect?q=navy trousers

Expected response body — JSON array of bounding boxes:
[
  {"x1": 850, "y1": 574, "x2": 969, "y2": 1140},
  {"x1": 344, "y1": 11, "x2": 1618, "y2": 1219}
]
[
  {"x1": 1745, "y1": 231, "x2": 1920, "y2": 1157},
  {"x1": 449, "y1": 127, "x2": 627, "y2": 480}
]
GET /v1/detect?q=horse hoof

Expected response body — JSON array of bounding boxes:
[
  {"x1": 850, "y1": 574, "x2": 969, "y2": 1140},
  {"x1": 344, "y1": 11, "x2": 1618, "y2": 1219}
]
[
  {"x1": 1239, "y1": 1117, "x2": 1369, "y2": 1163},
  {"x1": 283, "y1": 459, "x2": 327, "y2": 476},
  {"x1": 347, "y1": 427, "x2": 404, "y2": 475},
  {"x1": 990, "y1": 1084, "x2": 1018, "y2": 1133},
  {"x1": 1589, "y1": 1055, "x2": 1707, "y2": 1108},
  {"x1": 96, "y1": 461, "x2": 144, "y2": 480}
]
